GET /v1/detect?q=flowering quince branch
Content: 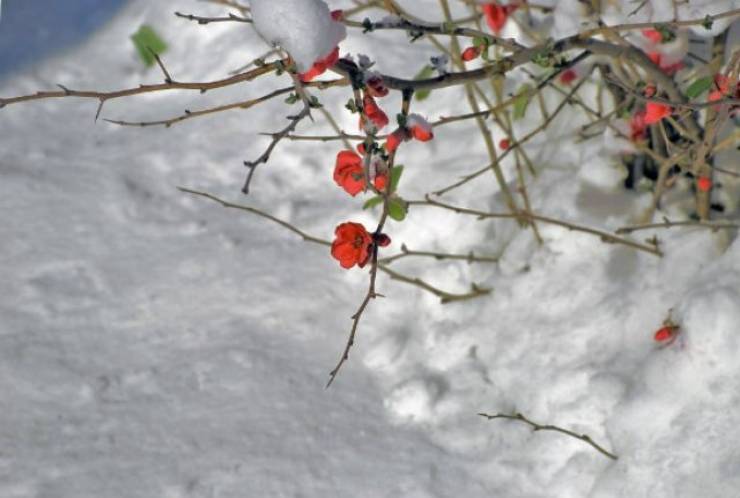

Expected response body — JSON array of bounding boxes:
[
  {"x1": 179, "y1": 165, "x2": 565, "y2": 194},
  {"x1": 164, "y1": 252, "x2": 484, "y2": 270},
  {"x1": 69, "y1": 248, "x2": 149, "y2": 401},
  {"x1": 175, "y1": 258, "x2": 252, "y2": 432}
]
[
  {"x1": 176, "y1": 187, "x2": 486, "y2": 302},
  {"x1": 478, "y1": 412, "x2": 618, "y2": 461}
]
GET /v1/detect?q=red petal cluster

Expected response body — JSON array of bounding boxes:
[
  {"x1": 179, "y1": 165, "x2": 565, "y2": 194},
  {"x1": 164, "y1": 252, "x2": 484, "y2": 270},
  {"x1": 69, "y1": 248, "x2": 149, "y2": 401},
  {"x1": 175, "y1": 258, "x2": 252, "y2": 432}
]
[
  {"x1": 559, "y1": 68, "x2": 577, "y2": 85},
  {"x1": 641, "y1": 29, "x2": 663, "y2": 44},
  {"x1": 365, "y1": 75, "x2": 389, "y2": 98},
  {"x1": 461, "y1": 46, "x2": 481, "y2": 62},
  {"x1": 362, "y1": 93, "x2": 389, "y2": 130},
  {"x1": 644, "y1": 102, "x2": 672, "y2": 125},
  {"x1": 299, "y1": 46, "x2": 340, "y2": 82},
  {"x1": 331, "y1": 222, "x2": 373, "y2": 269},
  {"x1": 482, "y1": 2, "x2": 517, "y2": 34},
  {"x1": 654, "y1": 325, "x2": 678, "y2": 343},
  {"x1": 333, "y1": 150, "x2": 366, "y2": 196},
  {"x1": 696, "y1": 176, "x2": 712, "y2": 193},
  {"x1": 334, "y1": 150, "x2": 387, "y2": 195},
  {"x1": 708, "y1": 74, "x2": 739, "y2": 115},
  {"x1": 629, "y1": 110, "x2": 647, "y2": 141}
]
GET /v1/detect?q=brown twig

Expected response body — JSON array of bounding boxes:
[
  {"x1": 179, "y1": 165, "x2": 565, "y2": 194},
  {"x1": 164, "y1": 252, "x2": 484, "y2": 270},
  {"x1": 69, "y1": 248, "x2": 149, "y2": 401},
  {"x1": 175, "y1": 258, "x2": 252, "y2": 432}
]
[
  {"x1": 616, "y1": 219, "x2": 740, "y2": 234},
  {"x1": 478, "y1": 412, "x2": 618, "y2": 461},
  {"x1": 175, "y1": 11, "x2": 250, "y2": 24},
  {"x1": 410, "y1": 196, "x2": 663, "y2": 257}
]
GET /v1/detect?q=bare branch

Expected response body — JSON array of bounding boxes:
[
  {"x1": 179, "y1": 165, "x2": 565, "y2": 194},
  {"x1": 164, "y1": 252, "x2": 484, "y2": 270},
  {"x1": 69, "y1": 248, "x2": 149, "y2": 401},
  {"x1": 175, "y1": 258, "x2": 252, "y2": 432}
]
[{"x1": 478, "y1": 412, "x2": 618, "y2": 461}]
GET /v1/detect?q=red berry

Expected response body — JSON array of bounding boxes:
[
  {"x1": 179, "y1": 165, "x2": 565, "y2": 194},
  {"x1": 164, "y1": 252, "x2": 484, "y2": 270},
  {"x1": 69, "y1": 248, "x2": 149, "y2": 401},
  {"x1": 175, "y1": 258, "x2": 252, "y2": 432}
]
[{"x1": 499, "y1": 138, "x2": 510, "y2": 150}]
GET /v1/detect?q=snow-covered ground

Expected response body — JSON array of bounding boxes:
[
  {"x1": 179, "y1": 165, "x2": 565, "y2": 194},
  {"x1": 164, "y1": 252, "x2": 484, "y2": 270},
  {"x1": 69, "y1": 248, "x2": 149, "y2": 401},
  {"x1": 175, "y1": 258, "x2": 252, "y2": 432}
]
[{"x1": 1, "y1": 1, "x2": 739, "y2": 497}]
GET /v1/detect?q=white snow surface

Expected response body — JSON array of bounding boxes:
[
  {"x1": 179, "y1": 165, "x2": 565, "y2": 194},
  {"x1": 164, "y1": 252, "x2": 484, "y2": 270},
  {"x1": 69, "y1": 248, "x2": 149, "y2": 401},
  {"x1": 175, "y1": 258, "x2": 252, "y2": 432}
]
[
  {"x1": 249, "y1": 0, "x2": 346, "y2": 71},
  {"x1": 1, "y1": 1, "x2": 740, "y2": 497}
]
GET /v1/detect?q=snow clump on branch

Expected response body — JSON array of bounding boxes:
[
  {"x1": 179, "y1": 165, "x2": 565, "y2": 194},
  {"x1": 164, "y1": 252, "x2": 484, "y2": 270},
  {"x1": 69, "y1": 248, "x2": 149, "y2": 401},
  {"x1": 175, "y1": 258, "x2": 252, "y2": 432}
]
[{"x1": 249, "y1": 0, "x2": 346, "y2": 72}]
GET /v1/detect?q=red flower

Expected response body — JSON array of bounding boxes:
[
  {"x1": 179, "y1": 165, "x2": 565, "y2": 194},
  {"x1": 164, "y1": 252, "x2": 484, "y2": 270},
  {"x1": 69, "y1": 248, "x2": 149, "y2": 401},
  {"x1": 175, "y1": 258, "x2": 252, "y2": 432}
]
[
  {"x1": 331, "y1": 222, "x2": 373, "y2": 269},
  {"x1": 630, "y1": 109, "x2": 647, "y2": 140},
  {"x1": 483, "y1": 2, "x2": 516, "y2": 34},
  {"x1": 333, "y1": 150, "x2": 365, "y2": 196},
  {"x1": 708, "y1": 75, "x2": 739, "y2": 115},
  {"x1": 643, "y1": 83, "x2": 657, "y2": 98},
  {"x1": 642, "y1": 29, "x2": 663, "y2": 44},
  {"x1": 697, "y1": 176, "x2": 712, "y2": 192},
  {"x1": 330, "y1": 9, "x2": 344, "y2": 21},
  {"x1": 559, "y1": 68, "x2": 577, "y2": 85},
  {"x1": 407, "y1": 114, "x2": 434, "y2": 142},
  {"x1": 499, "y1": 138, "x2": 510, "y2": 150},
  {"x1": 362, "y1": 93, "x2": 389, "y2": 130},
  {"x1": 299, "y1": 46, "x2": 340, "y2": 82},
  {"x1": 374, "y1": 174, "x2": 388, "y2": 191},
  {"x1": 461, "y1": 46, "x2": 481, "y2": 62},
  {"x1": 365, "y1": 75, "x2": 389, "y2": 98},
  {"x1": 385, "y1": 128, "x2": 407, "y2": 153},
  {"x1": 644, "y1": 102, "x2": 672, "y2": 125},
  {"x1": 654, "y1": 325, "x2": 678, "y2": 343}
]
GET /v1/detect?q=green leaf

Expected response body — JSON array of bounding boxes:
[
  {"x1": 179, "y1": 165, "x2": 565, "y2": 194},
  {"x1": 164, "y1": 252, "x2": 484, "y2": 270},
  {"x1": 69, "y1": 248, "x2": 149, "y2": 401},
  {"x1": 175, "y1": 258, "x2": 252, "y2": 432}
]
[
  {"x1": 513, "y1": 84, "x2": 533, "y2": 120},
  {"x1": 363, "y1": 196, "x2": 383, "y2": 210},
  {"x1": 131, "y1": 25, "x2": 168, "y2": 67},
  {"x1": 702, "y1": 15, "x2": 714, "y2": 30},
  {"x1": 414, "y1": 66, "x2": 435, "y2": 101},
  {"x1": 686, "y1": 76, "x2": 713, "y2": 98},
  {"x1": 388, "y1": 197, "x2": 407, "y2": 222},
  {"x1": 390, "y1": 165, "x2": 404, "y2": 192}
]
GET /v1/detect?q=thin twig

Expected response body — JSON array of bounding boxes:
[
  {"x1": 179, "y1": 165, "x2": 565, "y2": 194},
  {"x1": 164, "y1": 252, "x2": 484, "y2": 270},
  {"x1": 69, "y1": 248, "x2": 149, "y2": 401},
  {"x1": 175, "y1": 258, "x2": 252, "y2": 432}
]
[
  {"x1": 411, "y1": 196, "x2": 663, "y2": 257},
  {"x1": 478, "y1": 412, "x2": 618, "y2": 461},
  {"x1": 616, "y1": 219, "x2": 740, "y2": 234}
]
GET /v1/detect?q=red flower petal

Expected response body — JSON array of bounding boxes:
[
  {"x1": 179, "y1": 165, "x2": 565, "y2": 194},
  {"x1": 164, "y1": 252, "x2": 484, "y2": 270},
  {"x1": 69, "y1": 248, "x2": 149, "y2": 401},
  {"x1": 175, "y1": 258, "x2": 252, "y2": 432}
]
[
  {"x1": 331, "y1": 222, "x2": 373, "y2": 269},
  {"x1": 362, "y1": 93, "x2": 389, "y2": 129},
  {"x1": 644, "y1": 102, "x2": 672, "y2": 125},
  {"x1": 385, "y1": 129, "x2": 405, "y2": 153},
  {"x1": 461, "y1": 46, "x2": 481, "y2": 62},
  {"x1": 374, "y1": 174, "x2": 388, "y2": 191},
  {"x1": 642, "y1": 29, "x2": 663, "y2": 44},
  {"x1": 559, "y1": 69, "x2": 577, "y2": 85},
  {"x1": 299, "y1": 46, "x2": 339, "y2": 82},
  {"x1": 654, "y1": 326, "x2": 677, "y2": 342},
  {"x1": 630, "y1": 110, "x2": 647, "y2": 141},
  {"x1": 483, "y1": 3, "x2": 509, "y2": 34},
  {"x1": 333, "y1": 150, "x2": 365, "y2": 196},
  {"x1": 697, "y1": 176, "x2": 712, "y2": 192},
  {"x1": 365, "y1": 75, "x2": 389, "y2": 98}
]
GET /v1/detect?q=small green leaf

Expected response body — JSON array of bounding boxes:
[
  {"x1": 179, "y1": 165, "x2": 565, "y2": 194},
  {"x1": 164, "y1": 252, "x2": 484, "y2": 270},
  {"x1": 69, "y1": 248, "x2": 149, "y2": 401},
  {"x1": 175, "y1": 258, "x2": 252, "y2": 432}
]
[
  {"x1": 131, "y1": 25, "x2": 168, "y2": 67},
  {"x1": 284, "y1": 93, "x2": 300, "y2": 105},
  {"x1": 363, "y1": 196, "x2": 383, "y2": 210},
  {"x1": 414, "y1": 65, "x2": 435, "y2": 101},
  {"x1": 686, "y1": 76, "x2": 714, "y2": 98},
  {"x1": 513, "y1": 84, "x2": 533, "y2": 120},
  {"x1": 702, "y1": 15, "x2": 714, "y2": 30},
  {"x1": 390, "y1": 165, "x2": 404, "y2": 192},
  {"x1": 388, "y1": 197, "x2": 407, "y2": 221}
]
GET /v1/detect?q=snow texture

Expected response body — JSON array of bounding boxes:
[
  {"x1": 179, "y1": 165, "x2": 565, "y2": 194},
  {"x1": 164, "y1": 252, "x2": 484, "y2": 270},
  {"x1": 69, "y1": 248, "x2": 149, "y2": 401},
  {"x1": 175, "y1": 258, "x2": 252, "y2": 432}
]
[
  {"x1": 1, "y1": 1, "x2": 740, "y2": 497},
  {"x1": 249, "y1": 0, "x2": 346, "y2": 71}
]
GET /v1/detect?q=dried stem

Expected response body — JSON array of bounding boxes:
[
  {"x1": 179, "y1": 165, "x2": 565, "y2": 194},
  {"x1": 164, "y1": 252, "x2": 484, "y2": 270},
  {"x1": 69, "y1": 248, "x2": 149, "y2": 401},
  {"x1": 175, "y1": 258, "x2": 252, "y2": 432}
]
[{"x1": 478, "y1": 412, "x2": 618, "y2": 461}]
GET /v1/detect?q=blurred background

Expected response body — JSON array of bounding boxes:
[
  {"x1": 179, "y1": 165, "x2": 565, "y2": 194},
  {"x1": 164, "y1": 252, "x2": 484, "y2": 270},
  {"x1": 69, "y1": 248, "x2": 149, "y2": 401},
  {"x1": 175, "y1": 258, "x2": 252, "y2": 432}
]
[{"x1": 0, "y1": 0, "x2": 129, "y2": 79}]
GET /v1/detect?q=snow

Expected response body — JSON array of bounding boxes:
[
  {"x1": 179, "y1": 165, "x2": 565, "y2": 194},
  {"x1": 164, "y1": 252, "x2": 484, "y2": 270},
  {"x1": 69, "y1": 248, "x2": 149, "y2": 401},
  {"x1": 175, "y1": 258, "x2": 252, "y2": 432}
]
[
  {"x1": 249, "y1": 0, "x2": 346, "y2": 72},
  {"x1": 1, "y1": 1, "x2": 740, "y2": 497}
]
